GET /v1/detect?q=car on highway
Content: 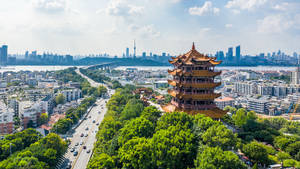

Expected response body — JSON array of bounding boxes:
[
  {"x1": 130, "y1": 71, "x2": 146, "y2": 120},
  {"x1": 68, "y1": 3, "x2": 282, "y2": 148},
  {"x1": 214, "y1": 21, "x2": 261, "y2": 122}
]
[
  {"x1": 70, "y1": 147, "x2": 75, "y2": 152},
  {"x1": 73, "y1": 151, "x2": 78, "y2": 156},
  {"x1": 83, "y1": 146, "x2": 86, "y2": 149},
  {"x1": 87, "y1": 149, "x2": 91, "y2": 153},
  {"x1": 80, "y1": 141, "x2": 83, "y2": 145},
  {"x1": 80, "y1": 133, "x2": 84, "y2": 137},
  {"x1": 96, "y1": 123, "x2": 99, "y2": 126},
  {"x1": 85, "y1": 133, "x2": 88, "y2": 137},
  {"x1": 85, "y1": 127, "x2": 89, "y2": 131},
  {"x1": 93, "y1": 120, "x2": 96, "y2": 123},
  {"x1": 75, "y1": 142, "x2": 79, "y2": 146}
]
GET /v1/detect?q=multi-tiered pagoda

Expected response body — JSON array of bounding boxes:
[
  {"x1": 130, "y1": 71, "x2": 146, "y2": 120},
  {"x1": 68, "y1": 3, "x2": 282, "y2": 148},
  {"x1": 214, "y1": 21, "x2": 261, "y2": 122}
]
[{"x1": 163, "y1": 43, "x2": 226, "y2": 118}]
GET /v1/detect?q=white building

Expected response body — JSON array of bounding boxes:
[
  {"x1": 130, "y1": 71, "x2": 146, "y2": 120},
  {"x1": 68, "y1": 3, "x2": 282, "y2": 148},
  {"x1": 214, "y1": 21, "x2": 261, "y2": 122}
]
[
  {"x1": 0, "y1": 101, "x2": 14, "y2": 134},
  {"x1": 60, "y1": 89, "x2": 82, "y2": 102},
  {"x1": 40, "y1": 95, "x2": 55, "y2": 114},
  {"x1": 291, "y1": 67, "x2": 300, "y2": 85},
  {"x1": 258, "y1": 85, "x2": 273, "y2": 96},
  {"x1": 19, "y1": 101, "x2": 42, "y2": 128},
  {"x1": 247, "y1": 98, "x2": 270, "y2": 114},
  {"x1": 234, "y1": 82, "x2": 257, "y2": 95}
]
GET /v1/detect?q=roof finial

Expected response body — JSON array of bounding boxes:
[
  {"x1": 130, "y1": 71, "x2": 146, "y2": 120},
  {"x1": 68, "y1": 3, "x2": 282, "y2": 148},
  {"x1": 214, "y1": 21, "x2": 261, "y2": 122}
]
[{"x1": 192, "y1": 42, "x2": 195, "y2": 50}]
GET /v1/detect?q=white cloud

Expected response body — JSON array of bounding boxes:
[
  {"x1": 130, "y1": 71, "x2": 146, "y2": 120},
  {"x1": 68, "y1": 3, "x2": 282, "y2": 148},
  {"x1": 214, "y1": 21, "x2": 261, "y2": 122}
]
[
  {"x1": 272, "y1": 2, "x2": 289, "y2": 11},
  {"x1": 129, "y1": 24, "x2": 160, "y2": 38},
  {"x1": 232, "y1": 9, "x2": 240, "y2": 14},
  {"x1": 225, "y1": 24, "x2": 233, "y2": 28},
  {"x1": 257, "y1": 15, "x2": 293, "y2": 33},
  {"x1": 189, "y1": 1, "x2": 220, "y2": 16},
  {"x1": 104, "y1": 0, "x2": 144, "y2": 17},
  {"x1": 225, "y1": 0, "x2": 268, "y2": 10},
  {"x1": 32, "y1": 0, "x2": 66, "y2": 13}
]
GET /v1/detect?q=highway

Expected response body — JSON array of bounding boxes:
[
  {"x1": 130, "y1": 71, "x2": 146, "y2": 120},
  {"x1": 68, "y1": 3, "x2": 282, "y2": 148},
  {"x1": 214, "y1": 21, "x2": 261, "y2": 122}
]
[{"x1": 61, "y1": 68, "x2": 114, "y2": 169}]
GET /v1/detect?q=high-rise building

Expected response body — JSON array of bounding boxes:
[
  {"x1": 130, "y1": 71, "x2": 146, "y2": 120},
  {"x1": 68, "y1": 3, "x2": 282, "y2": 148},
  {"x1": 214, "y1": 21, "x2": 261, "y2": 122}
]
[
  {"x1": 215, "y1": 51, "x2": 224, "y2": 60},
  {"x1": 142, "y1": 52, "x2": 146, "y2": 58},
  {"x1": 133, "y1": 40, "x2": 136, "y2": 58},
  {"x1": 0, "y1": 45, "x2": 8, "y2": 65},
  {"x1": 227, "y1": 47, "x2": 233, "y2": 62},
  {"x1": 163, "y1": 43, "x2": 226, "y2": 118},
  {"x1": 292, "y1": 67, "x2": 300, "y2": 85},
  {"x1": 235, "y1": 45, "x2": 240, "y2": 62},
  {"x1": 25, "y1": 51, "x2": 29, "y2": 59},
  {"x1": 126, "y1": 48, "x2": 129, "y2": 58},
  {"x1": 293, "y1": 52, "x2": 298, "y2": 58}
]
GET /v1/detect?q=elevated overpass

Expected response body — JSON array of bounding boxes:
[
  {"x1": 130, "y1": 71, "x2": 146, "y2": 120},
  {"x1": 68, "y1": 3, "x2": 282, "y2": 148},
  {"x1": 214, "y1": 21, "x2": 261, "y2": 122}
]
[{"x1": 82, "y1": 62, "x2": 119, "y2": 70}]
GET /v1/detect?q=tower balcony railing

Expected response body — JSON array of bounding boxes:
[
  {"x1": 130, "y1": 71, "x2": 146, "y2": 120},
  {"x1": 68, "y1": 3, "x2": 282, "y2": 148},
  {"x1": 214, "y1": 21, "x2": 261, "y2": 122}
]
[
  {"x1": 181, "y1": 82, "x2": 221, "y2": 88},
  {"x1": 180, "y1": 104, "x2": 217, "y2": 110},
  {"x1": 182, "y1": 91, "x2": 213, "y2": 95},
  {"x1": 181, "y1": 93, "x2": 221, "y2": 100},
  {"x1": 183, "y1": 70, "x2": 221, "y2": 77},
  {"x1": 168, "y1": 80, "x2": 221, "y2": 88}
]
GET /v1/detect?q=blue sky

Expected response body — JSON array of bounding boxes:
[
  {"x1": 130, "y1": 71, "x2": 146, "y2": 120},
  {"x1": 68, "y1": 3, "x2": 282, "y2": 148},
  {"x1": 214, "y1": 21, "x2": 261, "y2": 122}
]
[{"x1": 0, "y1": 0, "x2": 299, "y2": 56}]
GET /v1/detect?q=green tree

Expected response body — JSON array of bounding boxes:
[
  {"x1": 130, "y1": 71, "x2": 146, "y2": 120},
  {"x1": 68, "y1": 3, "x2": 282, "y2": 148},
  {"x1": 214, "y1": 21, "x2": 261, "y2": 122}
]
[
  {"x1": 285, "y1": 141, "x2": 300, "y2": 158},
  {"x1": 112, "y1": 80, "x2": 122, "y2": 89},
  {"x1": 87, "y1": 153, "x2": 115, "y2": 169},
  {"x1": 274, "y1": 136, "x2": 295, "y2": 151},
  {"x1": 283, "y1": 159, "x2": 299, "y2": 168},
  {"x1": 40, "y1": 113, "x2": 48, "y2": 125},
  {"x1": 252, "y1": 163, "x2": 258, "y2": 169},
  {"x1": 202, "y1": 125, "x2": 238, "y2": 150},
  {"x1": 140, "y1": 106, "x2": 161, "y2": 123},
  {"x1": 224, "y1": 106, "x2": 237, "y2": 114},
  {"x1": 118, "y1": 117, "x2": 154, "y2": 146},
  {"x1": 119, "y1": 137, "x2": 153, "y2": 169},
  {"x1": 97, "y1": 85, "x2": 107, "y2": 97},
  {"x1": 247, "y1": 111, "x2": 257, "y2": 121},
  {"x1": 242, "y1": 141, "x2": 269, "y2": 165},
  {"x1": 232, "y1": 108, "x2": 247, "y2": 127},
  {"x1": 151, "y1": 126, "x2": 196, "y2": 169},
  {"x1": 120, "y1": 99, "x2": 144, "y2": 121},
  {"x1": 194, "y1": 146, "x2": 247, "y2": 169},
  {"x1": 156, "y1": 111, "x2": 194, "y2": 131},
  {"x1": 277, "y1": 152, "x2": 291, "y2": 163},
  {"x1": 55, "y1": 93, "x2": 65, "y2": 104}
]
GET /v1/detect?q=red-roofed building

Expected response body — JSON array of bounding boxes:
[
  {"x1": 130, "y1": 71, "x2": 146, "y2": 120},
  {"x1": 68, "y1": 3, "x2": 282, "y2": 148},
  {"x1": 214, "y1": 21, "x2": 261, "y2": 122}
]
[{"x1": 215, "y1": 97, "x2": 234, "y2": 110}]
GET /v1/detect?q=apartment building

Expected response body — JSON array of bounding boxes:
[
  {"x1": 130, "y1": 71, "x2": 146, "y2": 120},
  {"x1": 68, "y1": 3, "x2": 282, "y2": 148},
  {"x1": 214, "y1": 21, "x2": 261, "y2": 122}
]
[{"x1": 0, "y1": 101, "x2": 14, "y2": 134}]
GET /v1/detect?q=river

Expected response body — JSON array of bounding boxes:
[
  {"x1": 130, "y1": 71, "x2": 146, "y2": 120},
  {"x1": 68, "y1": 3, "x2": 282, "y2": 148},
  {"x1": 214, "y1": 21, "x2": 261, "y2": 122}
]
[
  {"x1": 114, "y1": 66, "x2": 297, "y2": 71},
  {"x1": 0, "y1": 66, "x2": 82, "y2": 73},
  {"x1": 0, "y1": 65, "x2": 297, "y2": 73}
]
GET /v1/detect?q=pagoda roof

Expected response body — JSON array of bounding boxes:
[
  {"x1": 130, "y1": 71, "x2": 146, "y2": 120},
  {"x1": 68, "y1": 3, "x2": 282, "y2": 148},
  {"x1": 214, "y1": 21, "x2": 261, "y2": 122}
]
[{"x1": 169, "y1": 43, "x2": 222, "y2": 65}]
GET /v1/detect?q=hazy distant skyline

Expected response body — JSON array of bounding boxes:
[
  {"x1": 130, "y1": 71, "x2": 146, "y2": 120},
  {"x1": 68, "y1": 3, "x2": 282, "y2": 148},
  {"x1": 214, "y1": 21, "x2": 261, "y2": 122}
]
[{"x1": 0, "y1": 0, "x2": 299, "y2": 56}]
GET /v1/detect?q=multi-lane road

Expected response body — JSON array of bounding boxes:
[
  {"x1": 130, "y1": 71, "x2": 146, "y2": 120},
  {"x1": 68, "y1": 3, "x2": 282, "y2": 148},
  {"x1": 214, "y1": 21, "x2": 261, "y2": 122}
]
[{"x1": 61, "y1": 68, "x2": 114, "y2": 169}]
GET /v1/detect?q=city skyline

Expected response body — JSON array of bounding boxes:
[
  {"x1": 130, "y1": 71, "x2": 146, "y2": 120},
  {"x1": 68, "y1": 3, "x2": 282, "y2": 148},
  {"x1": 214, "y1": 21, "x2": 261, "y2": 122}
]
[{"x1": 0, "y1": 0, "x2": 300, "y2": 56}]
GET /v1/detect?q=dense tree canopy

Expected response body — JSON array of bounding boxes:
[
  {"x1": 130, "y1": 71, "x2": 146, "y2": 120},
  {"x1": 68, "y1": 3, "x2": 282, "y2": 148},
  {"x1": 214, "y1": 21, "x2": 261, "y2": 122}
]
[
  {"x1": 194, "y1": 146, "x2": 247, "y2": 169},
  {"x1": 0, "y1": 133, "x2": 67, "y2": 169},
  {"x1": 0, "y1": 129, "x2": 42, "y2": 161},
  {"x1": 242, "y1": 141, "x2": 270, "y2": 165},
  {"x1": 202, "y1": 124, "x2": 238, "y2": 150}
]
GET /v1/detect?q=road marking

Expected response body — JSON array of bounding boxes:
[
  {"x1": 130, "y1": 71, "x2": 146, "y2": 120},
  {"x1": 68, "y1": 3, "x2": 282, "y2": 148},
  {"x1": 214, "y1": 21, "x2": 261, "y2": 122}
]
[{"x1": 71, "y1": 100, "x2": 105, "y2": 169}]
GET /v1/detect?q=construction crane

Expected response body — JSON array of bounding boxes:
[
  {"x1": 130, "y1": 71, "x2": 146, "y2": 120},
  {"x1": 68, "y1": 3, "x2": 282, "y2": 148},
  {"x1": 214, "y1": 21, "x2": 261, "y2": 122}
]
[{"x1": 289, "y1": 97, "x2": 300, "y2": 120}]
